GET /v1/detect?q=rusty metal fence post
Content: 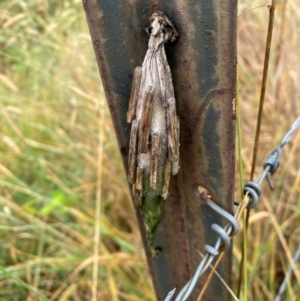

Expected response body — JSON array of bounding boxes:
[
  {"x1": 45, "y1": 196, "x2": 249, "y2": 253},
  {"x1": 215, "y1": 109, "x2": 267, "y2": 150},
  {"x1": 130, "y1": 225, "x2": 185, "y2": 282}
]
[{"x1": 82, "y1": 1, "x2": 237, "y2": 300}]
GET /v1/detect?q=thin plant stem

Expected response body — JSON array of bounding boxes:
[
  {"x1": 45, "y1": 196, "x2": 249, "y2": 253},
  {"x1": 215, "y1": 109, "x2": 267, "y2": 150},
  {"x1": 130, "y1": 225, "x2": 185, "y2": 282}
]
[
  {"x1": 92, "y1": 106, "x2": 104, "y2": 301},
  {"x1": 237, "y1": 1, "x2": 277, "y2": 297},
  {"x1": 250, "y1": 1, "x2": 276, "y2": 181},
  {"x1": 196, "y1": 253, "x2": 239, "y2": 301}
]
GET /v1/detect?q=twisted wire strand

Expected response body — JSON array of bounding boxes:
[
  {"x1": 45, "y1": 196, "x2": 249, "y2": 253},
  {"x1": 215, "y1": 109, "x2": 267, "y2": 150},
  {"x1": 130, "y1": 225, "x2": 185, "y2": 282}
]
[
  {"x1": 164, "y1": 117, "x2": 300, "y2": 301},
  {"x1": 274, "y1": 243, "x2": 300, "y2": 301}
]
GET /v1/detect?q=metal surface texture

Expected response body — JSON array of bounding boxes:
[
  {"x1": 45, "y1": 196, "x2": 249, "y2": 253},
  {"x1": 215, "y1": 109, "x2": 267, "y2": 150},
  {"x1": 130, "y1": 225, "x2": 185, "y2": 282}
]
[{"x1": 82, "y1": 1, "x2": 237, "y2": 300}]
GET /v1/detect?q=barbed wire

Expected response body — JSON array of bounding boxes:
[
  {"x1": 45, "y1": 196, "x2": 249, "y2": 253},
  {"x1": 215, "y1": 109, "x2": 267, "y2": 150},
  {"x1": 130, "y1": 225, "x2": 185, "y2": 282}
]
[
  {"x1": 275, "y1": 243, "x2": 300, "y2": 301},
  {"x1": 164, "y1": 116, "x2": 300, "y2": 301}
]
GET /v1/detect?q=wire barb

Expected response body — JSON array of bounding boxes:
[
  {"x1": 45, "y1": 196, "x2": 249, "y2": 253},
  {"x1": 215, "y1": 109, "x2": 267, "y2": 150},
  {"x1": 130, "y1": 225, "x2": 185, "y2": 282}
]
[{"x1": 164, "y1": 117, "x2": 300, "y2": 301}]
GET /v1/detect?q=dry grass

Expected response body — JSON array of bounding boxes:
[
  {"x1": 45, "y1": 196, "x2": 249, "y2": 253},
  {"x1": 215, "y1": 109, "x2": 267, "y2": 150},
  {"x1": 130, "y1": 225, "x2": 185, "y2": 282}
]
[
  {"x1": 236, "y1": 1, "x2": 300, "y2": 299},
  {"x1": 0, "y1": 0, "x2": 299, "y2": 300}
]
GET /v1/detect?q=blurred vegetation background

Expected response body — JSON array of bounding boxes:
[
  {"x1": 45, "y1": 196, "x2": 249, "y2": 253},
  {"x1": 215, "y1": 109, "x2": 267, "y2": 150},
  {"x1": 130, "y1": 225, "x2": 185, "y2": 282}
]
[{"x1": 0, "y1": 0, "x2": 299, "y2": 300}]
